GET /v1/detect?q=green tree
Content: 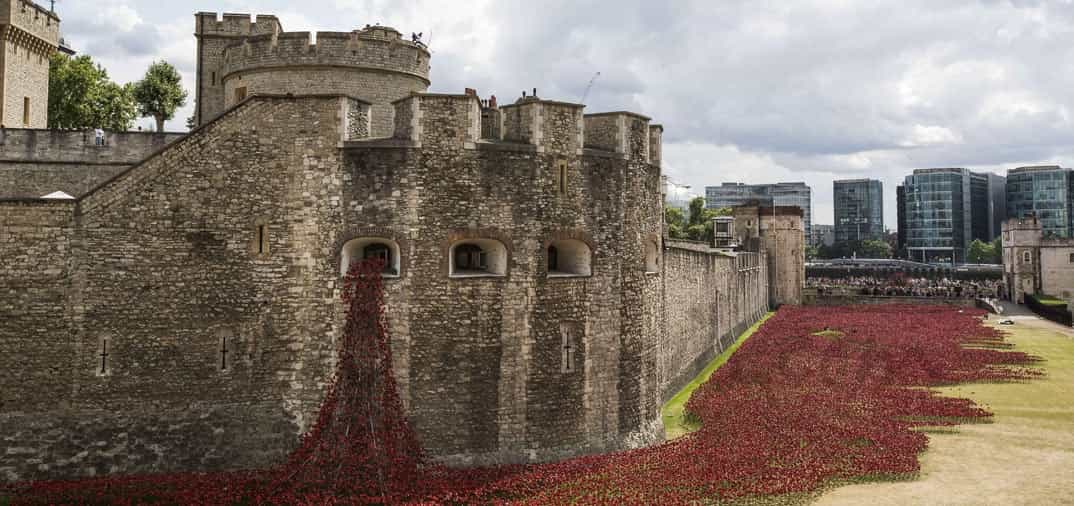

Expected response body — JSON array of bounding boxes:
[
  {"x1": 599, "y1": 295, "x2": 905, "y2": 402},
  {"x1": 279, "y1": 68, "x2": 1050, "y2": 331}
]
[
  {"x1": 47, "y1": 54, "x2": 136, "y2": 131},
  {"x1": 967, "y1": 239, "x2": 1000, "y2": 264},
  {"x1": 860, "y1": 239, "x2": 892, "y2": 259},
  {"x1": 665, "y1": 206, "x2": 686, "y2": 239},
  {"x1": 132, "y1": 61, "x2": 187, "y2": 133},
  {"x1": 683, "y1": 197, "x2": 729, "y2": 243}
]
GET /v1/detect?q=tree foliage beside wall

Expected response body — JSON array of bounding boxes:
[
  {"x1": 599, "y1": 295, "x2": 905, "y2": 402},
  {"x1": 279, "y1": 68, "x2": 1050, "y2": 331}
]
[
  {"x1": 967, "y1": 238, "x2": 1002, "y2": 264},
  {"x1": 47, "y1": 54, "x2": 137, "y2": 131},
  {"x1": 132, "y1": 61, "x2": 188, "y2": 133}
]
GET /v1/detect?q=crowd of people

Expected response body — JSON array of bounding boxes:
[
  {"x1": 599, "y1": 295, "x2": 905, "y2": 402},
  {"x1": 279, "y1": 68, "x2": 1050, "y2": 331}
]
[{"x1": 807, "y1": 275, "x2": 1004, "y2": 299}]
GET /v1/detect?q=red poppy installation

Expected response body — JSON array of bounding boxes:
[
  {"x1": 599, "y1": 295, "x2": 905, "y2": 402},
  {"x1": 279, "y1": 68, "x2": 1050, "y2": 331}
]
[{"x1": 7, "y1": 272, "x2": 1041, "y2": 504}]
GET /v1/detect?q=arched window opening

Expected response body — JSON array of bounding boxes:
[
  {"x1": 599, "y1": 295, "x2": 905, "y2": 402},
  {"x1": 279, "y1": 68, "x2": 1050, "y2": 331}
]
[
  {"x1": 363, "y1": 243, "x2": 396, "y2": 275},
  {"x1": 341, "y1": 237, "x2": 401, "y2": 277},
  {"x1": 450, "y1": 239, "x2": 508, "y2": 278},
  {"x1": 1023, "y1": 251, "x2": 1031, "y2": 264},
  {"x1": 455, "y1": 244, "x2": 487, "y2": 271},
  {"x1": 547, "y1": 239, "x2": 592, "y2": 277},
  {"x1": 644, "y1": 239, "x2": 660, "y2": 274}
]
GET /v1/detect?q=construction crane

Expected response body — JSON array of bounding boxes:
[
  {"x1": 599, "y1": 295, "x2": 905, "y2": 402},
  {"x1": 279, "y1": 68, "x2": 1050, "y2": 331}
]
[{"x1": 579, "y1": 72, "x2": 600, "y2": 103}]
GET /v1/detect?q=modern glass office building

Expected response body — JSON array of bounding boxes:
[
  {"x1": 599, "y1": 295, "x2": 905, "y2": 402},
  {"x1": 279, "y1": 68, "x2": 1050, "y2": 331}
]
[
  {"x1": 833, "y1": 179, "x2": 883, "y2": 243},
  {"x1": 1006, "y1": 165, "x2": 1073, "y2": 238},
  {"x1": 897, "y1": 168, "x2": 1005, "y2": 264},
  {"x1": 705, "y1": 182, "x2": 812, "y2": 238}
]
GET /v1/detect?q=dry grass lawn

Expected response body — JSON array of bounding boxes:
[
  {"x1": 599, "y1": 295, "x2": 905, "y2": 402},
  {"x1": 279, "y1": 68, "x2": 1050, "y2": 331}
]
[{"x1": 813, "y1": 314, "x2": 1074, "y2": 506}]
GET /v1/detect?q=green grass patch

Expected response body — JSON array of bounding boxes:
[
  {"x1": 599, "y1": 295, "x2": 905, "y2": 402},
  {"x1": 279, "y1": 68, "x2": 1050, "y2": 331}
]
[
  {"x1": 661, "y1": 312, "x2": 774, "y2": 440},
  {"x1": 1032, "y1": 294, "x2": 1069, "y2": 307},
  {"x1": 812, "y1": 329, "x2": 846, "y2": 340}
]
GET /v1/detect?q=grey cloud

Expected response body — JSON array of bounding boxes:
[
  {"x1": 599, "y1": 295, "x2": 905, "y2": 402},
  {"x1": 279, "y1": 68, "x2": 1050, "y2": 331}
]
[{"x1": 57, "y1": 0, "x2": 1074, "y2": 228}]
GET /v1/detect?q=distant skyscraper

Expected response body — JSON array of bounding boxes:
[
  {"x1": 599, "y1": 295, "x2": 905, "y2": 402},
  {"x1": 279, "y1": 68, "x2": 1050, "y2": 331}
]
[
  {"x1": 896, "y1": 184, "x2": 907, "y2": 257},
  {"x1": 705, "y1": 182, "x2": 812, "y2": 239},
  {"x1": 833, "y1": 179, "x2": 883, "y2": 244},
  {"x1": 809, "y1": 224, "x2": 834, "y2": 247},
  {"x1": 898, "y1": 168, "x2": 1006, "y2": 264},
  {"x1": 1006, "y1": 165, "x2": 1073, "y2": 238}
]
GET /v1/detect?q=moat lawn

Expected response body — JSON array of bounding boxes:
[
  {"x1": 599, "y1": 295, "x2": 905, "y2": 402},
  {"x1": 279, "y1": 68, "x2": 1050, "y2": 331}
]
[
  {"x1": 814, "y1": 314, "x2": 1074, "y2": 505},
  {"x1": 661, "y1": 312, "x2": 773, "y2": 440}
]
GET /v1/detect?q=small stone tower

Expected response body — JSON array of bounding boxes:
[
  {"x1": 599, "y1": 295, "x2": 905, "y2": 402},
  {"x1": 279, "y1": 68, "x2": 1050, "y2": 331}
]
[
  {"x1": 0, "y1": 0, "x2": 60, "y2": 128},
  {"x1": 194, "y1": 13, "x2": 431, "y2": 136},
  {"x1": 733, "y1": 204, "x2": 804, "y2": 307},
  {"x1": 1003, "y1": 215, "x2": 1043, "y2": 303}
]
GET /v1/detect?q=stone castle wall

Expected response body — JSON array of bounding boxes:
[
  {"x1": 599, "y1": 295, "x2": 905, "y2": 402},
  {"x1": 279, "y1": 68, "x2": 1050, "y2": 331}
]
[
  {"x1": 659, "y1": 242, "x2": 768, "y2": 401},
  {"x1": 0, "y1": 95, "x2": 352, "y2": 482},
  {"x1": 0, "y1": 129, "x2": 185, "y2": 197},
  {"x1": 0, "y1": 91, "x2": 773, "y2": 481}
]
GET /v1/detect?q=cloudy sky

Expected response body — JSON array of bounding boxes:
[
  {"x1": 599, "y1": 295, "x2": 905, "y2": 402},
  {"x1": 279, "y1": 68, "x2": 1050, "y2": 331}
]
[{"x1": 55, "y1": 0, "x2": 1074, "y2": 227}]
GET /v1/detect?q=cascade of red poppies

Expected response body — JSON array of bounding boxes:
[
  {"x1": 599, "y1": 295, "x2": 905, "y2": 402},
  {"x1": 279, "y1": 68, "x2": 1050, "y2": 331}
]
[{"x1": 267, "y1": 258, "x2": 425, "y2": 502}]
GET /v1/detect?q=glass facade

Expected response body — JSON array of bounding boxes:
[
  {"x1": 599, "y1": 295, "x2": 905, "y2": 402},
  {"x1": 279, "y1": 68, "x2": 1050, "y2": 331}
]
[
  {"x1": 1006, "y1": 166, "x2": 1072, "y2": 238},
  {"x1": 706, "y1": 182, "x2": 812, "y2": 238},
  {"x1": 833, "y1": 179, "x2": 883, "y2": 243},
  {"x1": 900, "y1": 168, "x2": 1004, "y2": 264}
]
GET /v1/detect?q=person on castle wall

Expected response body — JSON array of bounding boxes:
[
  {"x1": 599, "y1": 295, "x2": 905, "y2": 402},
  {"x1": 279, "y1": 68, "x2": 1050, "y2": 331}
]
[{"x1": 94, "y1": 127, "x2": 104, "y2": 146}]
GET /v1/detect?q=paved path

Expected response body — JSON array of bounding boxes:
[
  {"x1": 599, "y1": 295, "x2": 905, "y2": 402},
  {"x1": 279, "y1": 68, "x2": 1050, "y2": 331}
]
[{"x1": 814, "y1": 311, "x2": 1074, "y2": 506}]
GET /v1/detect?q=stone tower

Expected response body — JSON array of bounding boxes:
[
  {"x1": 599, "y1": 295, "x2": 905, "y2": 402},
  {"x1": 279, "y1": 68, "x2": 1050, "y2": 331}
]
[
  {"x1": 733, "y1": 205, "x2": 805, "y2": 306},
  {"x1": 194, "y1": 13, "x2": 283, "y2": 126},
  {"x1": 0, "y1": 0, "x2": 59, "y2": 128},
  {"x1": 1003, "y1": 215, "x2": 1043, "y2": 304},
  {"x1": 194, "y1": 13, "x2": 431, "y2": 136}
]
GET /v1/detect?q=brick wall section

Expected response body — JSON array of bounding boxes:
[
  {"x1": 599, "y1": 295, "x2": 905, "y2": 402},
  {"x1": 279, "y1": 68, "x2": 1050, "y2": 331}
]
[
  {"x1": 0, "y1": 162, "x2": 121, "y2": 198},
  {"x1": 223, "y1": 67, "x2": 426, "y2": 138},
  {"x1": 660, "y1": 242, "x2": 768, "y2": 401},
  {"x1": 0, "y1": 199, "x2": 75, "y2": 412},
  {"x1": 0, "y1": 95, "x2": 349, "y2": 482},
  {"x1": 0, "y1": 129, "x2": 184, "y2": 163},
  {"x1": 583, "y1": 114, "x2": 620, "y2": 151},
  {"x1": 0, "y1": 130, "x2": 185, "y2": 197}
]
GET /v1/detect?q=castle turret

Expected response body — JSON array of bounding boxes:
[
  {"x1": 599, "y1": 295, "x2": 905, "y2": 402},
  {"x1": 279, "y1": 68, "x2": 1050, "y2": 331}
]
[
  {"x1": 194, "y1": 13, "x2": 282, "y2": 126},
  {"x1": 196, "y1": 14, "x2": 431, "y2": 136}
]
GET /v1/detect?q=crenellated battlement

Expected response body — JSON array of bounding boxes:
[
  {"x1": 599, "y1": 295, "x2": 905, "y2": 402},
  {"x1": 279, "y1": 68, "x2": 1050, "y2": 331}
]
[
  {"x1": 220, "y1": 27, "x2": 430, "y2": 83},
  {"x1": 387, "y1": 93, "x2": 480, "y2": 148},
  {"x1": 194, "y1": 12, "x2": 282, "y2": 37},
  {"x1": 498, "y1": 99, "x2": 585, "y2": 155},
  {"x1": 583, "y1": 112, "x2": 653, "y2": 162}
]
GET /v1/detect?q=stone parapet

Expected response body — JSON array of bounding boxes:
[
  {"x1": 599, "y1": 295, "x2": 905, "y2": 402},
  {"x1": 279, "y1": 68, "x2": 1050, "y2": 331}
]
[{"x1": 221, "y1": 29, "x2": 430, "y2": 84}]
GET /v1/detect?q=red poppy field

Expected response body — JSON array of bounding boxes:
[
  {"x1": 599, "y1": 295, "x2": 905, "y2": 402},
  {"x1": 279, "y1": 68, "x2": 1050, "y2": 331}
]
[{"x1": 4, "y1": 264, "x2": 1042, "y2": 505}]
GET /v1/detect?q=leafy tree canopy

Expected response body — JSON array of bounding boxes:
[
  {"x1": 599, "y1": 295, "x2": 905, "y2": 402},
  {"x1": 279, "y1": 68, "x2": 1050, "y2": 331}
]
[
  {"x1": 132, "y1": 61, "x2": 187, "y2": 132},
  {"x1": 47, "y1": 54, "x2": 137, "y2": 131},
  {"x1": 665, "y1": 206, "x2": 687, "y2": 239},
  {"x1": 967, "y1": 238, "x2": 1001, "y2": 264}
]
